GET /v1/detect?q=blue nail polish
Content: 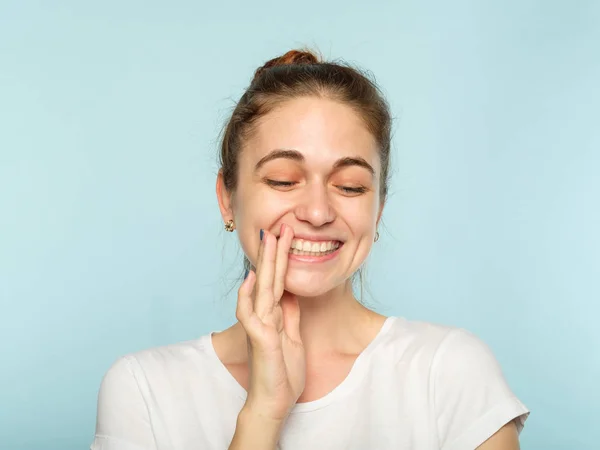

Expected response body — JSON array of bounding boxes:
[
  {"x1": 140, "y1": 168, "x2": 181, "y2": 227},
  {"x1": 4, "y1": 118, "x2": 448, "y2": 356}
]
[
  {"x1": 244, "y1": 269, "x2": 249, "y2": 279},
  {"x1": 260, "y1": 229, "x2": 264, "y2": 241}
]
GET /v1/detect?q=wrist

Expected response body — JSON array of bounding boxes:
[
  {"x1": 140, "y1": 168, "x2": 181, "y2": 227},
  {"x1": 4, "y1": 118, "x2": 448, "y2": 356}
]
[
  {"x1": 229, "y1": 406, "x2": 284, "y2": 450},
  {"x1": 238, "y1": 404, "x2": 287, "y2": 431},
  {"x1": 242, "y1": 393, "x2": 294, "y2": 423}
]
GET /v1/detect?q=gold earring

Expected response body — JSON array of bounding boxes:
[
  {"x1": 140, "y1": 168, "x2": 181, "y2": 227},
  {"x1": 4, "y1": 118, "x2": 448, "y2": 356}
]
[
  {"x1": 374, "y1": 231, "x2": 380, "y2": 242},
  {"x1": 224, "y1": 219, "x2": 236, "y2": 232}
]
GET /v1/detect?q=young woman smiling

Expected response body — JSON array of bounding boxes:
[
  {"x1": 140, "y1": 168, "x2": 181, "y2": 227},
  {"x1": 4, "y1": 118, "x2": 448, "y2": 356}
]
[{"x1": 91, "y1": 49, "x2": 529, "y2": 450}]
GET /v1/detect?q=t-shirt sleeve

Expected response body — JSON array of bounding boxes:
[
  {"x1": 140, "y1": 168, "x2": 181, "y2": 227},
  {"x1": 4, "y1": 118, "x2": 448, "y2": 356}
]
[
  {"x1": 90, "y1": 356, "x2": 157, "y2": 450},
  {"x1": 432, "y1": 329, "x2": 529, "y2": 450}
]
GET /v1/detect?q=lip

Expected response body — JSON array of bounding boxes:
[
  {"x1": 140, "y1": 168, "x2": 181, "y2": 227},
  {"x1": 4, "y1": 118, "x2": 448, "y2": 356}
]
[
  {"x1": 288, "y1": 242, "x2": 344, "y2": 263},
  {"x1": 275, "y1": 232, "x2": 344, "y2": 244}
]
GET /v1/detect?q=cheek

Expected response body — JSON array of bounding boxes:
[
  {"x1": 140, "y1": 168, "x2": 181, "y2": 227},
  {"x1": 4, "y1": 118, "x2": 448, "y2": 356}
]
[
  {"x1": 233, "y1": 188, "x2": 289, "y2": 264},
  {"x1": 235, "y1": 186, "x2": 287, "y2": 225},
  {"x1": 338, "y1": 197, "x2": 379, "y2": 231}
]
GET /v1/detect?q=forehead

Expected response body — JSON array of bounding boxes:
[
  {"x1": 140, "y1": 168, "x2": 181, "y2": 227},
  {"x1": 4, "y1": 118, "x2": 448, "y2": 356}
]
[{"x1": 247, "y1": 97, "x2": 379, "y2": 168}]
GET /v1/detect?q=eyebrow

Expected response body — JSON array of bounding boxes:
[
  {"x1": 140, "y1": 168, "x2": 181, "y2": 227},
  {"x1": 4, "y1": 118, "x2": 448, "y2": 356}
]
[{"x1": 254, "y1": 149, "x2": 375, "y2": 177}]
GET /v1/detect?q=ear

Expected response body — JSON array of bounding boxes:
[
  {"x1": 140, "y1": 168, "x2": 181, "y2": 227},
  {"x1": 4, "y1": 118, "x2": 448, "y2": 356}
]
[{"x1": 216, "y1": 169, "x2": 234, "y2": 222}]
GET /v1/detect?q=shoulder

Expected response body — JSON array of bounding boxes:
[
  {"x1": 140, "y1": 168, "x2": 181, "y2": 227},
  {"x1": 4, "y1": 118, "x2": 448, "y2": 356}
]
[
  {"x1": 128, "y1": 337, "x2": 211, "y2": 368},
  {"x1": 385, "y1": 318, "x2": 529, "y2": 449},
  {"x1": 93, "y1": 338, "x2": 215, "y2": 447},
  {"x1": 383, "y1": 318, "x2": 524, "y2": 407},
  {"x1": 385, "y1": 318, "x2": 513, "y2": 397},
  {"x1": 99, "y1": 335, "x2": 214, "y2": 394},
  {"x1": 382, "y1": 316, "x2": 458, "y2": 363},
  {"x1": 431, "y1": 327, "x2": 503, "y2": 376},
  {"x1": 384, "y1": 317, "x2": 495, "y2": 364}
]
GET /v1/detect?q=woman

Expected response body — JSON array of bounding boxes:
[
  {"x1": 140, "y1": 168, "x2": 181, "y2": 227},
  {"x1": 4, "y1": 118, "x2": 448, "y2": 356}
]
[{"x1": 91, "y1": 49, "x2": 529, "y2": 450}]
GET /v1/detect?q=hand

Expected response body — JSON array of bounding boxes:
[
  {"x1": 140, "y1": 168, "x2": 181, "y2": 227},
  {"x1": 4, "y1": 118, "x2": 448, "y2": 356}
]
[{"x1": 235, "y1": 223, "x2": 306, "y2": 423}]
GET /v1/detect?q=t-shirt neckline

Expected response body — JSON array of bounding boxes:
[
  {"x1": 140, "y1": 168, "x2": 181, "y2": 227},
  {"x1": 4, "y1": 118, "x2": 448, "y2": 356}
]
[{"x1": 203, "y1": 316, "x2": 397, "y2": 413}]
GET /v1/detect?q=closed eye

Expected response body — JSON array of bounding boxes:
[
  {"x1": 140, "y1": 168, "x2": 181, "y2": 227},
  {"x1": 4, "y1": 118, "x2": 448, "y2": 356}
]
[
  {"x1": 338, "y1": 186, "x2": 367, "y2": 194},
  {"x1": 265, "y1": 180, "x2": 367, "y2": 195},
  {"x1": 265, "y1": 179, "x2": 297, "y2": 188}
]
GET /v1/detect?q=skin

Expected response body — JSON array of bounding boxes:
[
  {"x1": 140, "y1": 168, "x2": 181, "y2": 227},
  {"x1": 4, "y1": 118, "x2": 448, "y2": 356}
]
[
  {"x1": 217, "y1": 96, "x2": 387, "y2": 364},
  {"x1": 477, "y1": 421, "x2": 520, "y2": 449},
  {"x1": 217, "y1": 96, "x2": 519, "y2": 449}
]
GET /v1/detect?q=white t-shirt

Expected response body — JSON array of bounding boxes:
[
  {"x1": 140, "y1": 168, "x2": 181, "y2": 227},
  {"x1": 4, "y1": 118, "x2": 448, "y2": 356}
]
[{"x1": 90, "y1": 316, "x2": 529, "y2": 450}]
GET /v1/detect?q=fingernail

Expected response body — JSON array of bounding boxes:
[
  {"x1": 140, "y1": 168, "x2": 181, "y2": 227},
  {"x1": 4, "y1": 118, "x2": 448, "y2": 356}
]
[
  {"x1": 244, "y1": 269, "x2": 249, "y2": 279},
  {"x1": 259, "y1": 229, "x2": 264, "y2": 241}
]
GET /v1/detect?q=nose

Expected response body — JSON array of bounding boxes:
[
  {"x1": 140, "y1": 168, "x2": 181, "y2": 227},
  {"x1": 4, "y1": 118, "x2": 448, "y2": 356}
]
[{"x1": 293, "y1": 183, "x2": 336, "y2": 227}]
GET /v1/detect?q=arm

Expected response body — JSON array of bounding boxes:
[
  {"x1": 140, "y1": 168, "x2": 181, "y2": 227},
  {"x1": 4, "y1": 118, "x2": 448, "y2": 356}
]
[
  {"x1": 477, "y1": 421, "x2": 520, "y2": 450},
  {"x1": 228, "y1": 406, "x2": 284, "y2": 450}
]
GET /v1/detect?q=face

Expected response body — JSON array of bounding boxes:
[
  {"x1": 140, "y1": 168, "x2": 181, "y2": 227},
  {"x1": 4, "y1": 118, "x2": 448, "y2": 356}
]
[{"x1": 218, "y1": 96, "x2": 384, "y2": 297}]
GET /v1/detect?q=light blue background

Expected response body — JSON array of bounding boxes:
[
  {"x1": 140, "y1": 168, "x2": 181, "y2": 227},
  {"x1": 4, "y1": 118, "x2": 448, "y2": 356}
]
[{"x1": 1, "y1": 1, "x2": 598, "y2": 449}]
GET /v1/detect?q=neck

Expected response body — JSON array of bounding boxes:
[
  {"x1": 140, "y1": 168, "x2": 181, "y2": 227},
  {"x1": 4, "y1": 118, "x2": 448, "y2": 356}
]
[
  {"x1": 293, "y1": 281, "x2": 383, "y2": 358},
  {"x1": 229, "y1": 281, "x2": 387, "y2": 362}
]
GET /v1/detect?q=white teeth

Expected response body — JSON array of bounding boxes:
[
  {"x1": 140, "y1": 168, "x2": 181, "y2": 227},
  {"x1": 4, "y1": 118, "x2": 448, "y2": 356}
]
[{"x1": 290, "y1": 238, "x2": 340, "y2": 254}]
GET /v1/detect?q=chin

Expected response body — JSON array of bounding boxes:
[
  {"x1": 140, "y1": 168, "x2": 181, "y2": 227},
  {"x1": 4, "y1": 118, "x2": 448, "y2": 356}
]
[
  {"x1": 284, "y1": 273, "x2": 340, "y2": 298},
  {"x1": 285, "y1": 284, "x2": 331, "y2": 298}
]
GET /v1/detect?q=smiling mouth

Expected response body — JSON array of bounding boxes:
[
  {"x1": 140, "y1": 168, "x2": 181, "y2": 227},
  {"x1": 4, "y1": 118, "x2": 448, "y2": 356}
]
[
  {"x1": 290, "y1": 242, "x2": 343, "y2": 256},
  {"x1": 288, "y1": 239, "x2": 342, "y2": 257}
]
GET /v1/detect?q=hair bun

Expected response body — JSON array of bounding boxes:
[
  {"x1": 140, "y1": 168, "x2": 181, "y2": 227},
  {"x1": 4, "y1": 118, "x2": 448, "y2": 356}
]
[{"x1": 252, "y1": 49, "x2": 321, "y2": 82}]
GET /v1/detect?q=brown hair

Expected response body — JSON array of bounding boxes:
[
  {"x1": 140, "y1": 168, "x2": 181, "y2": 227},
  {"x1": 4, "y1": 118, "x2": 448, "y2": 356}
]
[
  {"x1": 219, "y1": 48, "x2": 393, "y2": 200},
  {"x1": 218, "y1": 48, "x2": 393, "y2": 301}
]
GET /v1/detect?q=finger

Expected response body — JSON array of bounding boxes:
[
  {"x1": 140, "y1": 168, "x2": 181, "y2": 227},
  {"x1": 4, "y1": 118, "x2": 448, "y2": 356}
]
[
  {"x1": 235, "y1": 270, "x2": 256, "y2": 326},
  {"x1": 281, "y1": 291, "x2": 301, "y2": 343},
  {"x1": 254, "y1": 230, "x2": 277, "y2": 317},
  {"x1": 251, "y1": 228, "x2": 266, "y2": 308},
  {"x1": 255, "y1": 229, "x2": 266, "y2": 277},
  {"x1": 273, "y1": 223, "x2": 294, "y2": 302},
  {"x1": 236, "y1": 271, "x2": 267, "y2": 343}
]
